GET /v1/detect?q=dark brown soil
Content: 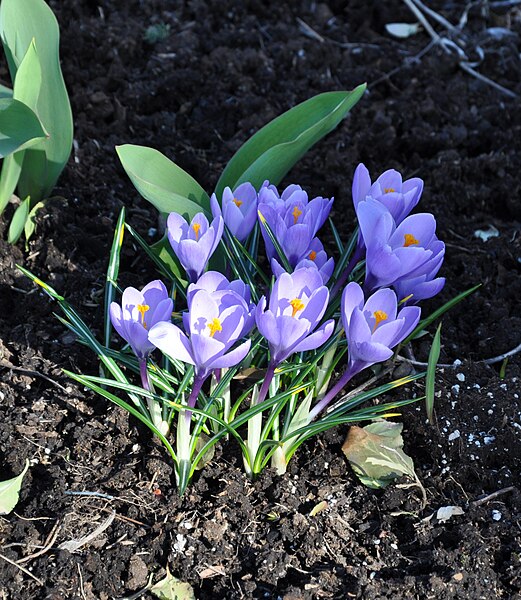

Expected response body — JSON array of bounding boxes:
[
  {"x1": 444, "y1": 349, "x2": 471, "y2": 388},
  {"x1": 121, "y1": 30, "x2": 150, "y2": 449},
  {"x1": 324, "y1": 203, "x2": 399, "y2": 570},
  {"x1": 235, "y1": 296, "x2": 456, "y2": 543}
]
[{"x1": 1, "y1": 1, "x2": 520, "y2": 598}]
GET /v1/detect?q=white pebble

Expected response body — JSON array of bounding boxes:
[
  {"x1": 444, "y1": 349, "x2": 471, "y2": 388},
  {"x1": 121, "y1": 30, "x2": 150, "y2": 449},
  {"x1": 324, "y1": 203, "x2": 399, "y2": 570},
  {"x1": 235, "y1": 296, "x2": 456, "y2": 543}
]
[
  {"x1": 456, "y1": 373, "x2": 465, "y2": 382},
  {"x1": 492, "y1": 510, "x2": 502, "y2": 521},
  {"x1": 448, "y1": 430, "x2": 461, "y2": 441}
]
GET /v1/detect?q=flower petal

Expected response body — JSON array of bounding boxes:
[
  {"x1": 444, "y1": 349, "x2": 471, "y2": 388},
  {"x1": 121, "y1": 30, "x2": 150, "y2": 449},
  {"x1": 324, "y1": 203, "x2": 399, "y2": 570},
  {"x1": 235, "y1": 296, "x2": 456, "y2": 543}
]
[{"x1": 148, "y1": 322, "x2": 195, "y2": 365}]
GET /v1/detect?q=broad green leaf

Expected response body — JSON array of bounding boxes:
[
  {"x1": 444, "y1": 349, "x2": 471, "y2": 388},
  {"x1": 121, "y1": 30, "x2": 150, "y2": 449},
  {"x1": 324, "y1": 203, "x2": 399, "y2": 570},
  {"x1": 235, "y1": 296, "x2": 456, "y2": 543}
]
[
  {"x1": 0, "y1": 82, "x2": 12, "y2": 98},
  {"x1": 116, "y1": 144, "x2": 211, "y2": 218},
  {"x1": 0, "y1": 0, "x2": 73, "y2": 201},
  {"x1": 342, "y1": 421, "x2": 415, "y2": 489},
  {"x1": 425, "y1": 323, "x2": 442, "y2": 424},
  {"x1": 7, "y1": 195, "x2": 30, "y2": 243},
  {"x1": 151, "y1": 568, "x2": 196, "y2": 600},
  {"x1": 0, "y1": 40, "x2": 42, "y2": 216},
  {"x1": 0, "y1": 459, "x2": 29, "y2": 515},
  {"x1": 0, "y1": 98, "x2": 46, "y2": 158},
  {"x1": 0, "y1": 152, "x2": 24, "y2": 214},
  {"x1": 215, "y1": 85, "x2": 366, "y2": 195}
]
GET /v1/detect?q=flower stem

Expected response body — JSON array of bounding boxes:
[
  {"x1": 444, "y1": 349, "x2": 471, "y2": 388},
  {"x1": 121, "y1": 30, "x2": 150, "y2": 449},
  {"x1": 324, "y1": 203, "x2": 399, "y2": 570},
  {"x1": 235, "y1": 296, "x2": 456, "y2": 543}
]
[
  {"x1": 331, "y1": 242, "x2": 364, "y2": 298},
  {"x1": 307, "y1": 361, "x2": 365, "y2": 422},
  {"x1": 140, "y1": 358, "x2": 168, "y2": 434},
  {"x1": 245, "y1": 363, "x2": 277, "y2": 477}
]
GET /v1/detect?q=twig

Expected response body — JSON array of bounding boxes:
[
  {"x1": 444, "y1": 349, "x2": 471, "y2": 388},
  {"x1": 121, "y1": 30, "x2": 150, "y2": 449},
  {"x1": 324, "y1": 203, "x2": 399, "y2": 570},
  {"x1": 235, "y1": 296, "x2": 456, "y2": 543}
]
[
  {"x1": 64, "y1": 490, "x2": 116, "y2": 500},
  {"x1": 17, "y1": 520, "x2": 62, "y2": 564},
  {"x1": 402, "y1": 0, "x2": 517, "y2": 98},
  {"x1": 459, "y1": 61, "x2": 518, "y2": 99},
  {"x1": 58, "y1": 511, "x2": 116, "y2": 553},
  {"x1": 396, "y1": 340, "x2": 521, "y2": 368},
  {"x1": 472, "y1": 486, "x2": 515, "y2": 506},
  {"x1": 0, "y1": 360, "x2": 69, "y2": 393},
  {"x1": 325, "y1": 366, "x2": 394, "y2": 414},
  {"x1": 0, "y1": 552, "x2": 43, "y2": 586},
  {"x1": 78, "y1": 564, "x2": 87, "y2": 600}
]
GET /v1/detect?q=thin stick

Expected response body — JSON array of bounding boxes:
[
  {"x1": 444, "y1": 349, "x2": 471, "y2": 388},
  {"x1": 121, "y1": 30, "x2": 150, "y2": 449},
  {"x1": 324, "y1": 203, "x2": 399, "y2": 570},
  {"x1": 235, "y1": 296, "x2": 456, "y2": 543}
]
[
  {"x1": 325, "y1": 366, "x2": 394, "y2": 414},
  {"x1": 0, "y1": 552, "x2": 43, "y2": 586},
  {"x1": 396, "y1": 340, "x2": 521, "y2": 368},
  {"x1": 17, "y1": 520, "x2": 61, "y2": 564},
  {"x1": 0, "y1": 360, "x2": 69, "y2": 393},
  {"x1": 472, "y1": 486, "x2": 515, "y2": 507},
  {"x1": 64, "y1": 490, "x2": 116, "y2": 500},
  {"x1": 459, "y1": 62, "x2": 518, "y2": 99}
]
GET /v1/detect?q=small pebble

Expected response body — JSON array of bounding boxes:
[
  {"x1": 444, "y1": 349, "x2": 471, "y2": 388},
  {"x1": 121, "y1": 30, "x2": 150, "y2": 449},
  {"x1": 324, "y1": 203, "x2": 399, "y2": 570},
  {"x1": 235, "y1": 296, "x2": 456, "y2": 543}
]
[
  {"x1": 492, "y1": 510, "x2": 502, "y2": 521},
  {"x1": 448, "y1": 430, "x2": 460, "y2": 441},
  {"x1": 456, "y1": 373, "x2": 465, "y2": 382}
]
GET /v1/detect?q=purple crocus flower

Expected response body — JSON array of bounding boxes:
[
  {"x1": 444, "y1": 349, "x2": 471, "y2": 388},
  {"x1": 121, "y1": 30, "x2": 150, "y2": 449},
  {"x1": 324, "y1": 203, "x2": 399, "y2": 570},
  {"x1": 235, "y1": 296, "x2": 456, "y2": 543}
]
[
  {"x1": 167, "y1": 211, "x2": 224, "y2": 283},
  {"x1": 110, "y1": 280, "x2": 173, "y2": 359},
  {"x1": 186, "y1": 271, "x2": 255, "y2": 336},
  {"x1": 357, "y1": 199, "x2": 445, "y2": 293},
  {"x1": 148, "y1": 287, "x2": 252, "y2": 384},
  {"x1": 307, "y1": 282, "x2": 420, "y2": 421},
  {"x1": 393, "y1": 257, "x2": 446, "y2": 304},
  {"x1": 353, "y1": 163, "x2": 423, "y2": 225},
  {"x1": 341, "y1": 282, "x2": 420, "y2": 368},
  {"x1": 258, "y1": 181, "x2": 333, "y2": 267},
  {"x1": 255, "y1": 268, "x2": 335, "y2": 366},
  {"x1": 271, "y1": 238, "x2": 335, "y2": 284},
  {"x1": 210, "y1": 182, "x2": 258, "y2": 242}
]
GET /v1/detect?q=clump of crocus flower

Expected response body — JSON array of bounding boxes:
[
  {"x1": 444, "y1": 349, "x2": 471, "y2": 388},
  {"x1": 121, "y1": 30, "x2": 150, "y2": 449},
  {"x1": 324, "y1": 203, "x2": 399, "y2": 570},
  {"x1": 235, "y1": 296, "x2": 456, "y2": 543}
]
[{"x1": 37, "y1": 153, "x2": 449, "y2": 492}]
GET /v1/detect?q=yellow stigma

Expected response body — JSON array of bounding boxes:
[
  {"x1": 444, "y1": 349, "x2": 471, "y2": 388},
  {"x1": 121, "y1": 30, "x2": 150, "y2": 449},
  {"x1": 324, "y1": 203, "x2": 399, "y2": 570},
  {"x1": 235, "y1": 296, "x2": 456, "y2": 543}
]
[
  {"x1": 137, "y1": 304, "x2": 150, "y2": 329},
  {"x1": 233, "y1": 198, "x2": 243, "y2": 207},
  {"x1": 208, "y1": 318, "x2": 222, "y2": 338},
  {"x1": 289, "y1": 298, "x2": 305, "y2": 317},
  {"x1": 372, "y1": 310, "x2": 388, "y2": 332},
  {"x1": 292, "y1": 205, "x2": 303, "y2": 224},
  {"x1": 403, "y1": 233, "x2": 419, "y2": 247},
  {"x1": 192, "y1": 223, "x2": 201, "y2": 240},
  {"x1": 308, "y1": 250, "x2": 317, "y2": 261},
  {"x1": 384, "y1": 187, "x2": 396, "y2": 194}
]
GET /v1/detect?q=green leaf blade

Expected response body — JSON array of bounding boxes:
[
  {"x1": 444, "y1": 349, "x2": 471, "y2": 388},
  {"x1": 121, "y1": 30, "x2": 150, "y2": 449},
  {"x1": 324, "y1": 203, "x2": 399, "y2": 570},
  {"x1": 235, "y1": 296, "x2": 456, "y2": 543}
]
[
  {"x1": 0, "y1": 97, "x2": 46, "y2": 158},
  {"x1": 0, "y1": 459, "x2": 30, "y2": 515},
  {"x1": 216, "y1": 85, "x2": 366, "y2": 195},
  {"x1": 0, "y1": 0, "x2": 73, "y2": 201},
  {"x1": 116, "y1": 144, "x2": 211, "y2": 217}
]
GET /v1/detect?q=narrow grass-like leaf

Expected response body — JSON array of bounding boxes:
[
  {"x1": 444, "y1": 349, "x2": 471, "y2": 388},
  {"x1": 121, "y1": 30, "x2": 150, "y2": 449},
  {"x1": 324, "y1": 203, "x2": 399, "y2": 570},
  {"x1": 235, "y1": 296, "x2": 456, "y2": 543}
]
[
  {"x1": 18, "y1": 265, "x2": 147, "y2": 413},
  {"x1": 216, "y1": 86, "x2": 367, "y2": 195},
  {"x1": 104, "y1": 208, "x2": 125, "y2": 347},
  {"x1": 425, "y1": 323, "x2": 442, "y2": 424},
  {"x1": 65, "y1": 371, "x2": 178, "y2": 465},
  {"x1": 258, "y1": 209, "x2": 292, "y2": 272},
  {"x1": 116, "y1": 144, "x2": 210, "y2": 217},
  {"x1": 125, "y1": 224, "x2": 188, "y2": 296},
  {"x1": 0, "y1": 0, "x2": 73, "y2": 202},
  {"x1": 328, "y1": 217, "x2": 344, "y2": 254},
  {"x1": 402, "y1": 284, "x2": 480, "y2": 346}
]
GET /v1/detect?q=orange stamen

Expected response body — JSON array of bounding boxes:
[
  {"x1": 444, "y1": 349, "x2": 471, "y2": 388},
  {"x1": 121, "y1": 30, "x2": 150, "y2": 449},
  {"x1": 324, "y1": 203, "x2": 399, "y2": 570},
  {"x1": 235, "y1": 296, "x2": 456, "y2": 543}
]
[
  {"x1": 192, "y1": 223, "x2": 201, "y2": 240},
  {"x1": 308, "y1": 250, "x2": 317, "y2": 261},
  {"x1": 403, "y1": 233, "x2": 419, "y2": 247},
  {"x1": 292, "y1": 205, "x2": 303, "y2": 224},
  {"x1": 372, "y1": 310, "x2": 388, "y2": 332},
  {"x1": 208, "y1": 318, "x2": 222, "y2": 338},
  {"x1": 137, "y1": 304, "x2": 150, "y2": 329},
  {"x1": 289, "y1": 298, "x2": 305, "y2": 317},
  {"x1": 384, "y1": 187, "x2": 396, "y2": 194},
  {"x1": 233, "y1": 198, "x2": 243, "y2": 207}
]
